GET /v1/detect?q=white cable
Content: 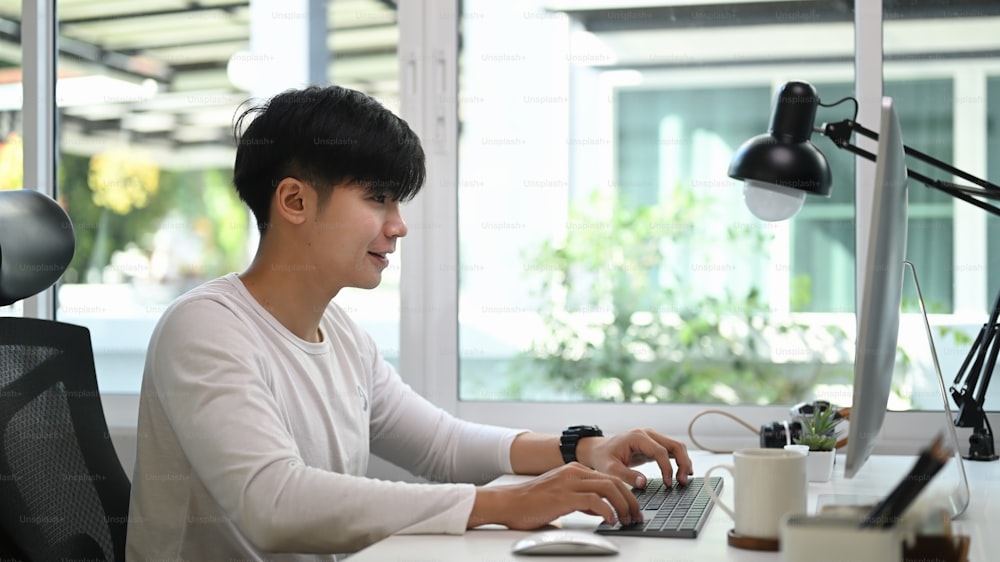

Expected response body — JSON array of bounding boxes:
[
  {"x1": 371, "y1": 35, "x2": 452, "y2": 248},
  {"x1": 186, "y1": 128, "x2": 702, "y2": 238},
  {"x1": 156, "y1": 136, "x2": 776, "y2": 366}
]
[{"x1": 686, "y1": 408, "x2": 759, "y2": 454}]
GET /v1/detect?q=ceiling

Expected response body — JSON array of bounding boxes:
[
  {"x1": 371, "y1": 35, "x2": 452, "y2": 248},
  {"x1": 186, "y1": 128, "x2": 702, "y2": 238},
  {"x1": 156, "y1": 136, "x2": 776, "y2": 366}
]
[{"x1": 0, "y1": 0, "x2": 399, "y2": 168}]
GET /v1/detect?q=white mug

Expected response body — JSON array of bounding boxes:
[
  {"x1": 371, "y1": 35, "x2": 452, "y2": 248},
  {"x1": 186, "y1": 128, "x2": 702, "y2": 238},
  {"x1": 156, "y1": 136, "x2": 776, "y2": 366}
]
[{"x1": 705, "y1": 448, "x2": 808, "y2": 539}]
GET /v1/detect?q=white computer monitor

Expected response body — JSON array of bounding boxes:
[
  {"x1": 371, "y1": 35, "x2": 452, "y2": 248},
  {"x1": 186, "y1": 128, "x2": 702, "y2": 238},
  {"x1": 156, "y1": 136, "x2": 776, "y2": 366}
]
[{"x1": 843, "y1": 97, "x2": 909, "y2": 479}]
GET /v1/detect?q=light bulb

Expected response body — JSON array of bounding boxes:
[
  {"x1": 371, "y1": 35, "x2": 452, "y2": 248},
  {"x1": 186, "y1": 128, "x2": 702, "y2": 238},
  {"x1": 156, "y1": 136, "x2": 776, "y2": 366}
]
[{"x1": 743, "y1": 179, "x2": 806, "y2": 221}]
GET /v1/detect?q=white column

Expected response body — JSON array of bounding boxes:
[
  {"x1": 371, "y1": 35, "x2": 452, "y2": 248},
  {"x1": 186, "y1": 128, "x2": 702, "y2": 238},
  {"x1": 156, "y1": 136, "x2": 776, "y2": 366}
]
[
  {"x1": 951, "y1": 70, "x2": 988, "y2": 314},
  {"x1": 854, "y1": 0, "x2": 883, "y2": 326},
  {"x1": 398, "y1": 0, "x2": 461, "y2": 411},
  {"x1": 22, "y1": 0, "x2": 57, "y2": 320}
]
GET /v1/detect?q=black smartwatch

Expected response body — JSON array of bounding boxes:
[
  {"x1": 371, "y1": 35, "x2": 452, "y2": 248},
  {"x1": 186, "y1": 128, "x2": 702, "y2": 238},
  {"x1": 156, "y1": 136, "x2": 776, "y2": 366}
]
[{"x1": 559, "y1": 425, "x2": 604, "y2": 464}]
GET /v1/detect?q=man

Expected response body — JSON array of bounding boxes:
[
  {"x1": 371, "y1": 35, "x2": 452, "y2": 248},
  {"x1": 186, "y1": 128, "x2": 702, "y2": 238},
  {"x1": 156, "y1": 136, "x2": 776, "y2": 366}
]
[{"x1": 126, "y1": 85, "x2": 693, "y2": 560}]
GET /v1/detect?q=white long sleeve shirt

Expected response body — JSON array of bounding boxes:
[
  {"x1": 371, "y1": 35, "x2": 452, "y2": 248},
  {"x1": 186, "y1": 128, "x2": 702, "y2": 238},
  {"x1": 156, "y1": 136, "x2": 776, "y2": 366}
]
[{"x1": 126, "y1": 274, "x2": 524, "y2": 561}]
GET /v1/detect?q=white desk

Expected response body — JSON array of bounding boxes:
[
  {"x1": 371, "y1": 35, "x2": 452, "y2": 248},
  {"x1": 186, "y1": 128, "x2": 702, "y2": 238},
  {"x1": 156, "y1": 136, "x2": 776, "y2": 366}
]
[{"x1": 352, "y1": 451, "x2": 999, "y2": 561}]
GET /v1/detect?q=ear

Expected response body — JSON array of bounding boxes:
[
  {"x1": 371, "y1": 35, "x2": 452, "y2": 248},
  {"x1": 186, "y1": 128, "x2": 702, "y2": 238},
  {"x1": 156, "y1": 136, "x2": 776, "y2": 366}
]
[{"x1": 272, "y1": 177, "x2": 312, "y2": 226}]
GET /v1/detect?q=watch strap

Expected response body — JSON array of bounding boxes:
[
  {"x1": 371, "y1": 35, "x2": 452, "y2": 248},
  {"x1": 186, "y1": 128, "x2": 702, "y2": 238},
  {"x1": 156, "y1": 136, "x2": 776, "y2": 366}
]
[{"x1": 559, "y1": 425, "x2": 603, "y2": 464}]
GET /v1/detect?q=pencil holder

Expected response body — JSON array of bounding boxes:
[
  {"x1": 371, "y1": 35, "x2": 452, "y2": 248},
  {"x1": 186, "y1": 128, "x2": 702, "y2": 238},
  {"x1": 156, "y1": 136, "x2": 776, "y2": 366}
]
[{"x1": 780, "y1": 514, "x2": 902, "y2": 562}]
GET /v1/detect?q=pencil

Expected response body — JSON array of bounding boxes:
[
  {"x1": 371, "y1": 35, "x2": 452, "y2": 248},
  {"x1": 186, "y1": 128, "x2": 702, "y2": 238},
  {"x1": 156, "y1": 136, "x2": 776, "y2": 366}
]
[{"x1": 859, "y1": 433, "x2": 952, "y2": 528}]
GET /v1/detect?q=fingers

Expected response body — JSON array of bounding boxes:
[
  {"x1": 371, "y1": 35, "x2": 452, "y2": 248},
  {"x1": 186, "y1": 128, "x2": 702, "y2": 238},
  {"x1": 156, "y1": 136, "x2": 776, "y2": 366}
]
[
  {"x1": 654, "y1": 438, "x2": 693, "y2": 486},
  {"x1": 651, "y1": 431, "x2": 694, "y2": 486},
  {"x1": 628, "y1": 469, "x2": 647, "y2": 489},
  {"x1": 492, "y1": 464, "x2": 647, "y2": 531},
  {"x1": 626, "y1": 429, "x2": 694, "y2": 487},
  {"x1": 561, "y1": 464, "x2": 642, "y2": 526},
  {"x1": 603, "y1": 462, "x2": 648, "y2": 490}
]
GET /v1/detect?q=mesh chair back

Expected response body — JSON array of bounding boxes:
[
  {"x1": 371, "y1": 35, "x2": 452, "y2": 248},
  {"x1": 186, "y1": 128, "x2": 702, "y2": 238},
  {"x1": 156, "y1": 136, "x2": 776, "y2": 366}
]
[{"x1": 0, "y1": 317, "x2": 130, "y2": 562}]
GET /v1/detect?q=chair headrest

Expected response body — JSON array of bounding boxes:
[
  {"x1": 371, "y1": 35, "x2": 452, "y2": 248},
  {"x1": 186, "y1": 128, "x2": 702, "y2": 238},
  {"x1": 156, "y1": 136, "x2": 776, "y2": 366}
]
[{"x1": 0, "y1": 190, "x2": 76, "y2": 306}]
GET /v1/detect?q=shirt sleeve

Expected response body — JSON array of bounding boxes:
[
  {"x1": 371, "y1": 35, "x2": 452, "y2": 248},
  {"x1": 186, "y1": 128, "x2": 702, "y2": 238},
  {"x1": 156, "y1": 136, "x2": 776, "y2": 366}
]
[
  {"x1": 365, "y1": 335, "x2": 527, "y2": 487},
  {"x1": 146, "y1": 299, "x2": 487, "y2": 554}
]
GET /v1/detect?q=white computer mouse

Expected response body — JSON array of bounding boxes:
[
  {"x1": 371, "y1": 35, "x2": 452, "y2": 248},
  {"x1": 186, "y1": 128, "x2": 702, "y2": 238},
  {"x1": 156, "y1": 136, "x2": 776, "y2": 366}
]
[{"x1": 511, "y1": 529, "x2": 619, "y2": 556}]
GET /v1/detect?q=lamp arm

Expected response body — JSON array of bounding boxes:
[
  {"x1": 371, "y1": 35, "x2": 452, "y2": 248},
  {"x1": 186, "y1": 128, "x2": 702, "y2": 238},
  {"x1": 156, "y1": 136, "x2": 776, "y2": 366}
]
[
  {"x1": 820, "y1": 119, "x2": 1000, "y2": 217},
  {"x1": 823, "y1": 117, "x2": 999, "y2": 460},
  {"x1": 970, "y1": 291, "x2": 1000, "y2": 410}
]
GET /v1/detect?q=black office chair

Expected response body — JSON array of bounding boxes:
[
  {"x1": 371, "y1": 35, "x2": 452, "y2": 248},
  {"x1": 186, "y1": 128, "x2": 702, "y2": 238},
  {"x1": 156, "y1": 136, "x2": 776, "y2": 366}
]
[{"x1": 0, "y1": 189, "x2": 131, "y2": 562}]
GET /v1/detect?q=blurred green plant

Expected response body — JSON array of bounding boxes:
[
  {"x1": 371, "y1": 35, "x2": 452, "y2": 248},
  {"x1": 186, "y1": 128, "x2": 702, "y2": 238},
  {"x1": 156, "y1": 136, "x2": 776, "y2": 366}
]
[
  {"x1": 60, "y1": 152, "x2": 247, "y2": 286},
  {"x1": 522, "y1": 187, "x2": 854, "y2": 404}
]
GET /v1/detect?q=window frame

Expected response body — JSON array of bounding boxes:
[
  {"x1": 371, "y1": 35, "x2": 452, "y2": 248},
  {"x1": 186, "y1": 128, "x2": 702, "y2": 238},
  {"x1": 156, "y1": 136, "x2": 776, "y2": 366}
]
[{"x1": 397, "y1": 0, "x2": 999, "y2": 453}]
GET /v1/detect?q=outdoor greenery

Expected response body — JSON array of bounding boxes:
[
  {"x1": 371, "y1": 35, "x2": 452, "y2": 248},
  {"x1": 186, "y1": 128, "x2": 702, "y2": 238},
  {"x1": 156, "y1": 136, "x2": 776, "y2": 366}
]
[
  {"x1": 521, "y1": 187, "x2": 855, "y2": 404},
  {"x1": 59, "y1": 151, "x2": 248, "y2": 289}
]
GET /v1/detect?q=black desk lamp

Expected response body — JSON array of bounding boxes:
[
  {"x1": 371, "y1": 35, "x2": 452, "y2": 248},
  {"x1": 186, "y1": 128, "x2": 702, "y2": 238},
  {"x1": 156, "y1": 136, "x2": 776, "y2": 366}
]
[{"x1": 727, "y1": 80, "x2": 1000, "y2": 461}]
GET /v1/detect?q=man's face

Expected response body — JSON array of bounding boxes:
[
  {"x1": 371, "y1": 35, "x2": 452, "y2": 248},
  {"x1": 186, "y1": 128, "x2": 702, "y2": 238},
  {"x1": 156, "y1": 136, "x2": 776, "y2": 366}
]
[{"x1": 307, "y1": 183, "x2": 408, "y2": 292}]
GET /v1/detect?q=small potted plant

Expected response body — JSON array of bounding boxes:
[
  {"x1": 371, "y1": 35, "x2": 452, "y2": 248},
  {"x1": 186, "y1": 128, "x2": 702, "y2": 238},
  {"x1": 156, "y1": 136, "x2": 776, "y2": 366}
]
[{"x1": 794, "y1": 402, "x2": 844, "y2": 482}]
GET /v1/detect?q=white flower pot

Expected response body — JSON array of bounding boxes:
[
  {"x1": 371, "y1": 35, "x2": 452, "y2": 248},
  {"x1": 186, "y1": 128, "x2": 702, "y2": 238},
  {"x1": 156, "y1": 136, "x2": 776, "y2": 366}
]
[{"x1": 806, "y1": 450, "x2": 835, "y2": 482}]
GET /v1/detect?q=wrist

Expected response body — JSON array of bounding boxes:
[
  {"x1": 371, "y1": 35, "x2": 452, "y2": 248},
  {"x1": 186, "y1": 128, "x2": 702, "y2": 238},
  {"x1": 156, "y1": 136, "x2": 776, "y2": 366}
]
[
  {"x1": 559, "y1": 425, "x2": 604, "y2": 464},
  {"x1": 468, "y1": 486, "x2": 509, "y2": 529},
  {"x1": 574, "y1": 435, "x2": 603, "y2": 468}
]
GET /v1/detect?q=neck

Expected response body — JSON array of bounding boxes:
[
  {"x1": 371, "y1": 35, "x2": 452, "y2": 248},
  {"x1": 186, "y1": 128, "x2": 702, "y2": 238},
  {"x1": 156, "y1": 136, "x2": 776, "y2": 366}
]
[{"x1": 238, "y1": 246, "x2": 338, "y2": 343}]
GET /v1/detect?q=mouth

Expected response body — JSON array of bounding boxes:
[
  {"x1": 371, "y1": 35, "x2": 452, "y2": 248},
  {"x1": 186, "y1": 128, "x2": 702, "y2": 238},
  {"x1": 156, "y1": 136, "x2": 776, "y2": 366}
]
[{"x1": 368, "y1": 251, "x2": 390, "y2": 267}]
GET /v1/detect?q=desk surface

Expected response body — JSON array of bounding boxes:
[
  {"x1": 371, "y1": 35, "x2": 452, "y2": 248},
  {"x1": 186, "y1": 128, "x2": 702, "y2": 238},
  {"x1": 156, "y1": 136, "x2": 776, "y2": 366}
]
[{"x1": 352, "y1": 451, "x2": 999, "y2": 561}]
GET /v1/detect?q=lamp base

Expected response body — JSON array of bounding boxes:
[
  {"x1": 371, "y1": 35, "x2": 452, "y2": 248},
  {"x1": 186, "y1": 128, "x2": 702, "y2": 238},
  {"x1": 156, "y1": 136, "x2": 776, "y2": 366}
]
[{"x1": 965, "y1": 429, "x2": 998, "y2": 461}]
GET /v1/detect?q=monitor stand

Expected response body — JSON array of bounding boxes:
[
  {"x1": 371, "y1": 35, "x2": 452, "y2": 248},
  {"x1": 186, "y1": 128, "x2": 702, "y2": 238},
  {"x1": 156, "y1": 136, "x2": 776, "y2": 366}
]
[{"x1": 904, "y1": 260, "x2": 971, "y2": 519}]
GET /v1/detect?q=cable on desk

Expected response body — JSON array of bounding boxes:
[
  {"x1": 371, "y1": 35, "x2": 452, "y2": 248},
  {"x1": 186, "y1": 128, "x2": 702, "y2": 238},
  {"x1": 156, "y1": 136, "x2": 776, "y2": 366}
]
[
  {"x1": 687, "y1": 406, "x2": 853, "y2": 453},
  {"x1": 686, "y1": 408, "x2": 759, "y2": 454}
]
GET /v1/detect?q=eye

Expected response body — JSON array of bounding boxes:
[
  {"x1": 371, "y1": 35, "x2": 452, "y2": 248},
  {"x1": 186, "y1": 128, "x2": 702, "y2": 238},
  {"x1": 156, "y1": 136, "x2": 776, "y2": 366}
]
[{"x1": 370, "y1": 194, "x2": 387, "y2": 204}]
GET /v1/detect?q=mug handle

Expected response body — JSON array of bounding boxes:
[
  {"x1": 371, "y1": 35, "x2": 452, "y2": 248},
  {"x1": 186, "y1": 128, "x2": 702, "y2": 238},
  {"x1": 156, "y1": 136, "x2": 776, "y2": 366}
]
[{"x1": 704, "y1": 464, "x2": 735, "y2": 520}]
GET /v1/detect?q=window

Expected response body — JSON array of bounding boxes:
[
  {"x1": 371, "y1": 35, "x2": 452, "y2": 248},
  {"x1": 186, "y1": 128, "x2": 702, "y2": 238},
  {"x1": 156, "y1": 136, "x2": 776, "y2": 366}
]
[
  {"x1": 9, "y1": 0, "x2": 997, "y2": 448},
  {"x1": 49, "y1": 0, "x2": 401, "y2": 393},
  {"x1": 457, "y1": 0, "x2": 860, "y2": 405},
  {"x1": 990, "y1": 76, "x2": 1000, "y2": 298},
  {"x1": 452, "y1": 1, "x2": 1000, "y2": 413}
]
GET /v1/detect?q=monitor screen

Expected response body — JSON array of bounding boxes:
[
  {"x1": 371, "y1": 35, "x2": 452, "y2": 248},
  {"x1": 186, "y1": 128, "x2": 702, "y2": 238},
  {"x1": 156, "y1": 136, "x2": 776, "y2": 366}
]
[{"x1": 843, "y1": 97, "x2": 909, "y2": 478}]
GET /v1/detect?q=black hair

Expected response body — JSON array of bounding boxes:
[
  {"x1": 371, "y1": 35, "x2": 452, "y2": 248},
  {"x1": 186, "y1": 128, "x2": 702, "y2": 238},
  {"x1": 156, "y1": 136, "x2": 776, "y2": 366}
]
[{"x1": 232, "y1": 85, "x2": 426, "y2": 233}]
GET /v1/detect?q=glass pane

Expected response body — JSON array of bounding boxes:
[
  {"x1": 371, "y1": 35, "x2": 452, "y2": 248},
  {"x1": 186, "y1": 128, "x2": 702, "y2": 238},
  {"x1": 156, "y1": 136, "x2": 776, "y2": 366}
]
[
  {"x1": 54, "y1": 1, "x2": 400, "y2": 392},
  {"x1": 0, "y1": 0, "x2": 24, "y2": 318},
  {"x1": 990, "y1": 76, "x2": 1000, "y2": 297},
  {"x1": 793, "y1": 81, "x2": 855, "y2": 314},
  {"x1": 885, "y1": 80, "x2": 954, "y2": 312},
  {"x1": 327, "y1": 2, "x2": 402, "y2": 369},
  {"x1": 457, "y1": 0, "x2": 856, "y2": 404},
  {"x1": 882, "y1": 2, "x2": 1000, "y2": 411},
  {"x1": 981, "y1": 75, "x2": 1000, "y2": 413}
]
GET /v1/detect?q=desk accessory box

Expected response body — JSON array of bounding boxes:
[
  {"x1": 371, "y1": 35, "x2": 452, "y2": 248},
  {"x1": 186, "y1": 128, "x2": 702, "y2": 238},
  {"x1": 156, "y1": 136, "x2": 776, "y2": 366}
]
[{"x1": 780, "y1": 510, "x2": 969, "y2": 562}]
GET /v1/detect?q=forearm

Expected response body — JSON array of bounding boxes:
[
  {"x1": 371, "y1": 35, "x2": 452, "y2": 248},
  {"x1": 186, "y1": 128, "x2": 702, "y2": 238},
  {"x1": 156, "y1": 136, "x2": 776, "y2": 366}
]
[{"x1": 509, "y1": 433, "x2": 562, "y2": 475}]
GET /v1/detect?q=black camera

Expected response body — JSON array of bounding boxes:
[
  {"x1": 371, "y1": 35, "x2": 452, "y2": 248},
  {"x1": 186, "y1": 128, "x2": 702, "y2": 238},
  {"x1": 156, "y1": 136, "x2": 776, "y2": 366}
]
[
  {"x1": 760, "y1": 419, "x2": 804, "y2": 448},
  {"x1": 760, "y1": 400, "x2": 838, "y2": 448}
]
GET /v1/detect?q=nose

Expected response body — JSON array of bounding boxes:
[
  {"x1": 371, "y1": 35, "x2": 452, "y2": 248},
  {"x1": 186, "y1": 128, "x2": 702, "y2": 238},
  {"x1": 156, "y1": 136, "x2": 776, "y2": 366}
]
[{"x1": 386, "y1": 202, "x2": 408, "y2": 239}]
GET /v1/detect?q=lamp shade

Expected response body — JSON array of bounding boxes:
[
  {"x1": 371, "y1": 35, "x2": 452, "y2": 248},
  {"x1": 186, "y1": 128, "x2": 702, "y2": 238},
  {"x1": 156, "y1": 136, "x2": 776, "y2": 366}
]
[{"x1": 728, "y1": 81, "x2": 833, "y2": 220}]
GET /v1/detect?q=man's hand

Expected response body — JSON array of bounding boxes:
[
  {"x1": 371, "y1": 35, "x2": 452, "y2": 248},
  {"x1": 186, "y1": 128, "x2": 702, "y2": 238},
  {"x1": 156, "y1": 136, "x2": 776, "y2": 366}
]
[
  {"x1": 576, "y1": 428, "x2": 694, "y2": 489},
  {"x1": 468, "y1": 463, "x2": 642, "y2": 530}
]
